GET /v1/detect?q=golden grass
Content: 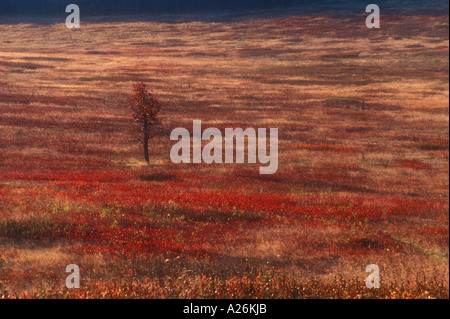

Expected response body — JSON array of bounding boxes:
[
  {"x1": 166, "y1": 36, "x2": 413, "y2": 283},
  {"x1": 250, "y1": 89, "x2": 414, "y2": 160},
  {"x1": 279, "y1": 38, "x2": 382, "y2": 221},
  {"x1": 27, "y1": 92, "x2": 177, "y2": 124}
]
[{"x1": 0, "y1": 12, "x2": 448, "y2": 298}]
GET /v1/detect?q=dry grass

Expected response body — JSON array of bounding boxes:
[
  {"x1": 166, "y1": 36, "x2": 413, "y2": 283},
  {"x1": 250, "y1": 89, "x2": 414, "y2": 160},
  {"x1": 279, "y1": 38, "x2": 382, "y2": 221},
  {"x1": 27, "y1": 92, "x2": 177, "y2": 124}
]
[{"x1": 0, "y1": 12, "x2": 448, "y2": 298}]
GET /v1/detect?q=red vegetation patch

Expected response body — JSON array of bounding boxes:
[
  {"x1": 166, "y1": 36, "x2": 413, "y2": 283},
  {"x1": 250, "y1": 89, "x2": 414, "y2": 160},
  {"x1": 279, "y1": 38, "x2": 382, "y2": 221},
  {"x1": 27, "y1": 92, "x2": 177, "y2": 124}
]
[{"x1": 399, "y1": 159, "x2": 430, "y2": 170}]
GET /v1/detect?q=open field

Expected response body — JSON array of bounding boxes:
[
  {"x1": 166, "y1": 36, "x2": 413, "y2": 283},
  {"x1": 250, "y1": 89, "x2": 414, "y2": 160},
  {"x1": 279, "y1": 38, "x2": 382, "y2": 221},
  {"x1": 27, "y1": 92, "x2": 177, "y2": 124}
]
[{"x1": 0, "y1": 11, "x2": 449, "y2": 298}]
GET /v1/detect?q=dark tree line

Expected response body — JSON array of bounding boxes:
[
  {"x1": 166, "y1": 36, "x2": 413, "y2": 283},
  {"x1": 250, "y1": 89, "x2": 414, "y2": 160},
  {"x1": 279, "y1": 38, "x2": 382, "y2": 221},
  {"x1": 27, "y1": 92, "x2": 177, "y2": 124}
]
[{"x1": 0, "y1": 0, "x2": 307, "y2": 16}]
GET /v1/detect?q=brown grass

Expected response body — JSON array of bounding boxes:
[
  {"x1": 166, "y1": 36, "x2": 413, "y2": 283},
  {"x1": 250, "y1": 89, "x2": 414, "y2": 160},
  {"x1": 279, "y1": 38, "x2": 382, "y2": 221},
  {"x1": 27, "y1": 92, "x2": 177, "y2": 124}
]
[{"x1": 0, "y1": 12, "x2": 448, "y2": 298}]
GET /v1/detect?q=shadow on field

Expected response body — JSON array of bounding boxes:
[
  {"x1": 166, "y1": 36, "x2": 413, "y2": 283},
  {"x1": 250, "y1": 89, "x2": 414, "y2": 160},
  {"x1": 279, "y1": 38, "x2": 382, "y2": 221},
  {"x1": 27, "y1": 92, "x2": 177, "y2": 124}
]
[{"x1": 138, "y1": 172, "x2": 174, "y2": 182}]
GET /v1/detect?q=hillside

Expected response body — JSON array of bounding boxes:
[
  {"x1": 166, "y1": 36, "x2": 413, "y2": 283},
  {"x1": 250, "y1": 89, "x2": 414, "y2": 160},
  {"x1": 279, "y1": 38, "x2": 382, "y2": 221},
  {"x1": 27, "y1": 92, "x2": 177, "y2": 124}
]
[{"x1": 0, "y1": 0, "x2": 448, "y2": 18}]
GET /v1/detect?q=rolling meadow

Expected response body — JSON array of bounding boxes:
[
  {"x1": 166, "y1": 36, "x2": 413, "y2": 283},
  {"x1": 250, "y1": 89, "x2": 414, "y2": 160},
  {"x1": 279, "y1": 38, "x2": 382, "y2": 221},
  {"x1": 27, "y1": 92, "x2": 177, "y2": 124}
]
[{"x1": 0, "y1": 11, "x2": 448, "y2": 298}]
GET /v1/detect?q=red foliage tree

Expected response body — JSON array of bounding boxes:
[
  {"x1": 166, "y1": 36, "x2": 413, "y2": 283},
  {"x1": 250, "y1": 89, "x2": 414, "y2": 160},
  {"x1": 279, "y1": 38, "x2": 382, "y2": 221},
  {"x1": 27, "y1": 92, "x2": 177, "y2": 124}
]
[{"x1": 128, "y1": 82, "x2": 162, "y2": 163}]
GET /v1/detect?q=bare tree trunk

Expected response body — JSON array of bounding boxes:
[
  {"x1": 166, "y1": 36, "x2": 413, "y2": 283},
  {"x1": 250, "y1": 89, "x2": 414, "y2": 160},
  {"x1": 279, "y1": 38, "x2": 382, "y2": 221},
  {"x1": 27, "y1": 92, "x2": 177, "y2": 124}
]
[
  {"x1": 143, "y1": 121, "x2": 150, "y2": 163},
  {"x1": 144, "y1": 139, "x2": 149, "y2": 163}
]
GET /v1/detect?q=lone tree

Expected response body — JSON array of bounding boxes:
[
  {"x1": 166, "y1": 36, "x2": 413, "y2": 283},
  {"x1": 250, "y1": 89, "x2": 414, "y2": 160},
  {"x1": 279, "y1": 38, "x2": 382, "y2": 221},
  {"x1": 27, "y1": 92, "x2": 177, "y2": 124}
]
[{"x1": 128, "y1": 82, "x2": 162, "y2": 163}]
